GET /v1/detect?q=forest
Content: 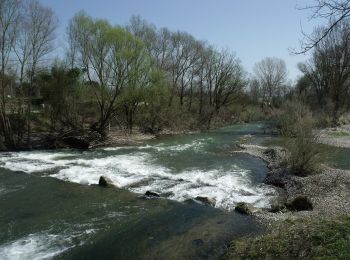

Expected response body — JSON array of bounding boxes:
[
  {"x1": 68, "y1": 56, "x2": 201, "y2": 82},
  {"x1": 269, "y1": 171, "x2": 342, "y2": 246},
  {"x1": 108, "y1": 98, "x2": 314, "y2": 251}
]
[{"x1": 1, "y1": 0, "x2": 349, "y2": 151}]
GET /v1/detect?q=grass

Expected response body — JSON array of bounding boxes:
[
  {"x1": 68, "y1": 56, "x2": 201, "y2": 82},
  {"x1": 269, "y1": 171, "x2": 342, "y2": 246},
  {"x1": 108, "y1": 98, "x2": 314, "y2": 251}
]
[{"x1": 222, "y1": 217, "x2": 350, "y2": 259}]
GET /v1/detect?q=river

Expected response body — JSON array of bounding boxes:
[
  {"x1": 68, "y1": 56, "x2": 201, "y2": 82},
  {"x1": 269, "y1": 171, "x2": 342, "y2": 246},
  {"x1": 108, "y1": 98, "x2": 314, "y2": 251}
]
[{"x1": 0, "y1": 123, "x2": 275, "y2": 259}]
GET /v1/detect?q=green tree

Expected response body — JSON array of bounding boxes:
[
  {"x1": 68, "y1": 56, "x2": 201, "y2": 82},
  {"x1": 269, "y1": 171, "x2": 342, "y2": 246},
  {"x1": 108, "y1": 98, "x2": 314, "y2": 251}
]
[
  {"x1": 68, "y1": 12, "x2": 154, "y2": 136},
  {"x1": 138, "y1": 69, "x2": 170, "y2": 134}
]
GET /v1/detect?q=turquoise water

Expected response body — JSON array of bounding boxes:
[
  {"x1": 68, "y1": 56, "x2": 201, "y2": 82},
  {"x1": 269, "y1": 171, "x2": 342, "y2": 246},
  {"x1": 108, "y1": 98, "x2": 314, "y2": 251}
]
[
  {"x1": 322, "y1": 146, "x2": 350, "y2": 170},
  {"x1": 0, "y1": 123, "x2": 273, "y2": 259}
]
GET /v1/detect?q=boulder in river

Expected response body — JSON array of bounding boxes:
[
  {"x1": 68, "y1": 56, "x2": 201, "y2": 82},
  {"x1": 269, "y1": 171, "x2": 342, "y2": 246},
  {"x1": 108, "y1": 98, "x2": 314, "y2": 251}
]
[
  {"x1": 286, "y1": 196, "x2": 313, "y2": 211},
  {"x1": 144, "y1": 191, "x2": 160, "y2": 198},
  {"x1": 235, "y1": 202, "x2": 254, "y2": 215},
  {"x1": 269, "y1": 202, "x2": 287, "y2": 213},
  {"x1": 98, "y1": 176, "x2": 114, "y2": 188},
  {"x1": 194, "y1": 196, "x2": 216, "y2": 207}
]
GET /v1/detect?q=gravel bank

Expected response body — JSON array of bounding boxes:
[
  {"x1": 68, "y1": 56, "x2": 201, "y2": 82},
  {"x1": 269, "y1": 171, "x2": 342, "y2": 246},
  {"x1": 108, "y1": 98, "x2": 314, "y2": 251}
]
[{"x1": 234, "y1": 144, "x2": 350, "y2": 222}]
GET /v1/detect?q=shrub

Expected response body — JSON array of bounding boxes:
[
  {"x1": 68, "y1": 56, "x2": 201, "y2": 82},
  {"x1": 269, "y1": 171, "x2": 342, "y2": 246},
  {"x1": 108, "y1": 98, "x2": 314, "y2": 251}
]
[
  {"x1": 277, "y1": 101, "x2": 320, "y2": 176},
  {"x1": 339, "y1": 112, "x2": 350, "y2": 125},
  {"x1": 314, "y1": 111, "x2": 333, "y2": 128},
  {"x1": 239, "y1": 105, "x2": 265, "y2": 123},
  {"x1": 286, "y1": 132, "x2": 320, "y2": 176},
  {"x1": 277, "y1": 101, "x2": 313, "y2": 137}
]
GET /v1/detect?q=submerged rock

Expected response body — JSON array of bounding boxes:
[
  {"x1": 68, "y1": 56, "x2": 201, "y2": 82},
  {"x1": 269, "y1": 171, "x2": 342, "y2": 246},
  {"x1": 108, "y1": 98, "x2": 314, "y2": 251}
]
[
  {"x1": 194, "y1": 196, "x2": 216, "y2": 207},
  {"x1": 161, "y1": 191, "x2": 174, "y2": 197},
  {"x1": 144, "y1": 191, "x2": 160, "y2": 197},
  {"x1": 79, "y1": 179, "x2": 89, "y2": 185},
  {"x1": 98, "y1": 176, "x2": 114, "y2": 188},
  {"x1": 286, "y1": 196, "x2": 313, "y2": 211}
]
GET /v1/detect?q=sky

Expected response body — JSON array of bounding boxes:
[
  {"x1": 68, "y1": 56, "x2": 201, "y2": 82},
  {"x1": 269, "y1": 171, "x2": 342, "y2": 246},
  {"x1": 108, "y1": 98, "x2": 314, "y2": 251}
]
[{"x1": 39, "y1": 0, "x2": 322, "y2": 81}]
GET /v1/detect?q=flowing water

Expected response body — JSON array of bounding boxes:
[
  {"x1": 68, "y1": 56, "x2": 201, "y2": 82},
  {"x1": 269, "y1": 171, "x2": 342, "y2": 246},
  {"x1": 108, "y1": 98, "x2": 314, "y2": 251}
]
[
  {"x1": 322, "y1": 147, "x2": 350, "y2": 170},
  {"x1": 0, "y1": 123, "x2": 275, "y2": 259}
]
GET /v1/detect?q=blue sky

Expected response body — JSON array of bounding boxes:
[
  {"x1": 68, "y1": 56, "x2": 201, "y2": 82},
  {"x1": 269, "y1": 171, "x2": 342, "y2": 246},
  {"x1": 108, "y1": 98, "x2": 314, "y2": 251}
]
[{"x1": 40, "y1": 0, "x2": 320, "y2": 81}]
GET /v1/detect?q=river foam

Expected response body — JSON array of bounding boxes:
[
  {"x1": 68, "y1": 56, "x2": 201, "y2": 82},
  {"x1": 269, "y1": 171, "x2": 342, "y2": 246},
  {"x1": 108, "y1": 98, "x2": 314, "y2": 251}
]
[
  {"x1": 103, "y1": 138, "x2": 211, "y2": 153},
  {"x1": 0, "y1": 229, "x2": 96, "y2": 260},
  {"x1": 0, "y1": 152, "x2": 75, "y2": 173},
  {"x1": 0, "y1": 149, "x2": 275, "y2": 210}
]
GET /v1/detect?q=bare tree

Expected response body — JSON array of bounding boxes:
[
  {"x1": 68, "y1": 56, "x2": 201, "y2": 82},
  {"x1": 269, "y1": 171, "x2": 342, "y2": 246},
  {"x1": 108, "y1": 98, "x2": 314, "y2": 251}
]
[
  {"x1": 298, "y1": 0, "x2": 350, "y2": 53},
  {"x1": 298, "y1": 46, "x2": 331, "y2": 107},
  {"x1": 196, "y1": 44, "x2": 212, "y2": 116},
  {"x1": 197, "y1": 48, "x2": 246, "y2": 127},
  {"x1": 299, "y1": 19, "x2": 350, "y2": 123},
  {"x1": 25, "y1": 0, "x2": 58, "y2": 85},
  {"x1": 162, "y1": 31, "x2": 200, "y2": 107},
  {"x1": 187, "y1": 40, "x2": 205, "y2": 112},
  {"x1": 253, "y1": 57, "x2": 287, "y2": 108},
  {"x1": 14, "y1": 3, "x2": 30, "y2": 86},
  {"x1": 16, "y1": 0, "x2": 58, "y2": 144},
  {"x1": 66, "y1": 19, "x2": 79, "y2": 69},
  {"x1": 0, "y1": 0, "x2": 22, "y2": 148},
  {"x1": 248, "y1": 78, "x2": 261, "y2": 104},
  {"x1": 210, "y1": 50, "x2": 245, "y2": 112}
]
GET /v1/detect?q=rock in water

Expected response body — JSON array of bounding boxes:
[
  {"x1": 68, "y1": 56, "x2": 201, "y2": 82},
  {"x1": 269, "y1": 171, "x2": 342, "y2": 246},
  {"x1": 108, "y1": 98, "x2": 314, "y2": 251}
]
[
  {"x1": 145, "y1": 191, "x2": 160, "y2": 197},
  {"x1": 235, "y1": 202, "x2": 254, "y2": 215},
  {"x1": 98, "y1": 176, "x2": 114, "y2": 188},
  {"x1": 269, "y1": 202, "x2": 287, "y2": 213},
  {"x1": 194, "y1": 196, "x2": 216, "y2": 206},
  {"x1": 286, "y1": 196, "x2": 313, "y2": 211}
]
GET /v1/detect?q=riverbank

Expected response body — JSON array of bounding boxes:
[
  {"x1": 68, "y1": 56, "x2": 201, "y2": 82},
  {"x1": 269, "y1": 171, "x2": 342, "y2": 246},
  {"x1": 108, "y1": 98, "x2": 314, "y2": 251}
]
[
  {"x1": 85, "y1": 129, "x2": 203, "y2": 150},
  {"x1": 223, "y1": 215, "x2": 350, "y2": 259},
  {"x1": 89, "y1": 130, "x2": 157, "y2": 148},
  {"x1": 0, "y1": 127, "x2": 202, "y2": 152},
  {"x1": 225, "y1": 142, "x2": 350, "y2": 258},
  {"x1": 234, "y1": 143, "x2": 350, "y2": 219}
]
